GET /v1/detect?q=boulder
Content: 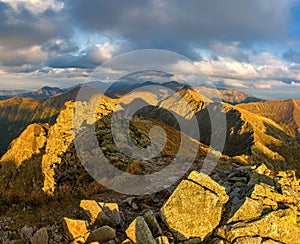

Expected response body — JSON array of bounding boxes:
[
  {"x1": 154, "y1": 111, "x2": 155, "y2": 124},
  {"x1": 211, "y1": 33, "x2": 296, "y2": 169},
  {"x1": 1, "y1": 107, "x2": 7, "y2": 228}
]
[
  {"x1": 188, "y1": 171, "x2": 229, "y2": 204},
  {"x1": 125, "y1": 216, "x2": 156, "y2": 244},
  {"x1": 217, "y1": 209, "x2": 300, "y2": 243},
  {"x1": 20, "y1": 225, "x2": 34, "y2": 239},
  {"x1": 80, "y1": 200, "x2": 106, "y2": 224},
  {"x1": 87, "y1": 225, "x2": 116, "y2": 243},
  {"x1": 63, "y1": 217, "x2": 89, "y2": 241},
  {"x1": 143, "y1": 210, "x2": 163, "y2": 237},
  {"x1": 161, "y1": 172, "x2": 228, "y2": 241},
  {"x1": 228, "y1": 197, "x2": 263, "y2": 223},
  {"x1": 98, "y1": 202, "x2": 121, "y2": 226},
  {"x1": 250, "y1": 184, "x2": 297, "y2": 205},
  {"x1": 31, "y1": 227, "x2": 48, "y2": 244}
]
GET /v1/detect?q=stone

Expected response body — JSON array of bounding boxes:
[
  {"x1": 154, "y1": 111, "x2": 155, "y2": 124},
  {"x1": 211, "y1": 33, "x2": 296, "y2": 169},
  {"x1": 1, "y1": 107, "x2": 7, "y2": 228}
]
[
  {"x1": 125, "y1": 216, "x2": 156, "y2": 244},
  {"x1": 250, "y1": 184, "x2": 297, "y2": 205},
  {"x1": 156, "y1": 236, "x2": 169, "y2": 244},
  {"x1": 98, "y1": 202, "x2": 121, "y2": 226},
  {"x1": 71, "y1": 237, "x2": 86, "y2": 244},
  {"x1": 161, "y1": 177, "x2": 227, "y2": 241},
  {"x1": 63, "y1": 217, "x2": 89, "y2": 241},
  {"x1": 261, "y1": 240, "x2": 282, "y2": 244},
  {"x1": 262, "y1": 198, "x2": 278, "y2": 210},
  {"x1": 179, "y1": 238, "x2": 202, "y2": 244},
  {"x1": 217, "y1": 209, "x2": 300, "y2": 243},
  {"x1": 20, "y1": 225, "x2": 34, "y2": 239},
  {"x1": 143, "y1": 210, "x2": 163, "y2": 237},
  {"x1": 122, "y1": 239, "x2": 134, "y2": 244},
  {"x1": 188, "y1": 171, "x2": 229, "y2": 204},
  {"x1": 228, "y1": 197, "x2": 263, "y2": 223},
  {"x1": 233, "y1": 237, "x2": 262, "y2": 244},
  {"x1": 87, "y1": 226, "x2": 116, "y2": 243},
  {"x1": 211, "y1": 238, "x2": 227, "y2": 244},
  {"x1": 31, "y1": 227, "x2": 48, "y2": 244},
  {"x1": 80, "y1": 200, "x2": 106, "y2": 224}
]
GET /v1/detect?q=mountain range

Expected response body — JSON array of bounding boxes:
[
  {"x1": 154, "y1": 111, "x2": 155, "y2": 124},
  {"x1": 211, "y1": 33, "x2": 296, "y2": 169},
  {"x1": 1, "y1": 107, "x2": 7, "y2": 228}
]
[
  {"x1": 0, "y1": 81, "x2": 299, "y2": 193},
  {"x1": 0, "y1": 80, "x2": 300, "y2": 243}
]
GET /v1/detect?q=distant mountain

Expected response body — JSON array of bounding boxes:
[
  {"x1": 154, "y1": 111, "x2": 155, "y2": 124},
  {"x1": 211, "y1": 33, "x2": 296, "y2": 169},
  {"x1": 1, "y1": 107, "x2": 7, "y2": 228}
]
[
  {"x1": 103, "y1": 80, "x2": 185, "y2": 98},
  {"x1": 21, "y1": 86, "x2": 68, "y2": 99},
  {"x1": 0, "y1": 86, "x2": 67, "y2": 100},
  {"x1": 195, "y1": 87, "x2": 263, "y2": 104},
  {"x1": 237, "y1": 99, "x2": 300, "y2": 138}
]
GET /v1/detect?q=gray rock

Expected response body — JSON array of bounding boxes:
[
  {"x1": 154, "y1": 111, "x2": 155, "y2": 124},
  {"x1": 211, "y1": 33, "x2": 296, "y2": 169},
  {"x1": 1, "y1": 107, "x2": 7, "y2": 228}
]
[
  {"x1": 125, "y1": 216, "x2": 156, "y2": 244},
  {"x1": 87, "y1": 225, "x2": 116, "y2": 243},
  {"x1": 31, "y1": 227, "x2": 48, "y2": 244},
  {"x1": 143, "y1": 210, "x2": 163, "y2": 237},
  {"x1": 20, "y1": 225, "x2": 34, "y2": 239}
]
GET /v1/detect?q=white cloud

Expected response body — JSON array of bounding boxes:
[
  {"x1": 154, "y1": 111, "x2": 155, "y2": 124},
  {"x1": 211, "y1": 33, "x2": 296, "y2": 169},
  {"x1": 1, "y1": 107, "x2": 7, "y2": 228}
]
[
  {"x1": 1, "y1": 0, "x2": 64, "y2": 15},
  {"x1": 86, "y1": 42, "x2": 117, "y2": 64},
  {"x1": 223, "y1": 79, "x2": 250, "y2": 88}
]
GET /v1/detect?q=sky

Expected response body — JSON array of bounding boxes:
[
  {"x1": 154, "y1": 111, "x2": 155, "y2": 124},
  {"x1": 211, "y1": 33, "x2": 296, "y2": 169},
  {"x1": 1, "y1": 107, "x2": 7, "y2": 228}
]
[{"x1": 0, "y1": 0, "x2": 300, "y2": 99}]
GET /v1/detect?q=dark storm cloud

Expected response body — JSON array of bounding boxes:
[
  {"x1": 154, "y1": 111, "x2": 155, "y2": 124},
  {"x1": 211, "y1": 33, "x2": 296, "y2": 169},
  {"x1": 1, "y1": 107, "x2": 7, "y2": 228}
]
[
  {"x1": 46, "y1": 44, "x2": 113, "y2": 69},
  {"x1": 67, "y1": 0, "x2": 291, "y2": 51},
  {"x1": 0, "y1": 1, "x2": 72, "y2": 49},
  {"x1": 46, "y1": 54, "x2": 94, "y2": 69}
]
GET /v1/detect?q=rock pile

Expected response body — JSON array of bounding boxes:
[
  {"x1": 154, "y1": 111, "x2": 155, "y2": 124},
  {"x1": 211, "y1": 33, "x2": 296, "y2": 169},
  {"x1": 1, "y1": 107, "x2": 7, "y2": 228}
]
[
  {"x1": 60, "y1": 164, "x2": 300, "y2": 244},
  {"x1": 63, "y1": 199, "x2": 123, "y2": 243},
  {"x1": 1, "y1": 163, "x2": 299, "y2": 243}
]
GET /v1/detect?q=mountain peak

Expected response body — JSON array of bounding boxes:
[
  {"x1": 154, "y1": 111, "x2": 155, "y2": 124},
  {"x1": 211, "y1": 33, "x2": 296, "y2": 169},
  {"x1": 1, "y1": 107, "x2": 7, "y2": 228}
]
[{"x1": 177, "y1": 85, "x2": 212, "y2": 103}]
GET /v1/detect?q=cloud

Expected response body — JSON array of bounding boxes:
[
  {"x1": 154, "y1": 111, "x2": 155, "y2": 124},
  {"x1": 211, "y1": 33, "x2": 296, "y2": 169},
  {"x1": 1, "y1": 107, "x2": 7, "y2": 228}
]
[
  {"x1": 68, "y1": 0, "x2": 294, "y2": 52},
  {"x1": 46, "y1": 42, "x2": 119, "y2": 68},
  {"x1": 0, "y1": 45, "x2": 48, "y2": 67},
  {"x1": 209, "y1": 41, "x2": 249, "y2": 62},
  {"x1": 42, "y1": 39, "x2": 79, "y2": 54},
  {"x1": 0, "y1": 0, "x2": 72, "y2": 49},
  {"x1": 1, "y1": 0, "x2": 64, "y2": 15},
  {"x1": 283, "y1": 49, "x2": 300, "y2": 63}
]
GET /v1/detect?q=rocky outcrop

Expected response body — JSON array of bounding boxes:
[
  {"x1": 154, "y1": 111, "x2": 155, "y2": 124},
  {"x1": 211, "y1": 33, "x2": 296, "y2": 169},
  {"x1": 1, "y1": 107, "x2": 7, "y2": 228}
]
[{"x1": 0, "y1": 123, "x2": 48, "y2": 194}]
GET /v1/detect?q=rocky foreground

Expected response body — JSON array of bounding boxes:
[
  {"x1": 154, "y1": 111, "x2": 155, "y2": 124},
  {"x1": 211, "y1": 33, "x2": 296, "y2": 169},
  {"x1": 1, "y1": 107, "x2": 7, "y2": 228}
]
[{"x1": 1, "y1": 163, "x2": 300, "y2": 244}]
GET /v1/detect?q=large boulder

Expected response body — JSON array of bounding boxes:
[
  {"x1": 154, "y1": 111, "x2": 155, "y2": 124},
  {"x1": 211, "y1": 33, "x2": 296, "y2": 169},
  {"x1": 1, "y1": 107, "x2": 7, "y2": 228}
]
[{"x1": 161, "y1": 171, "x2": 229, "y2": 241}]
